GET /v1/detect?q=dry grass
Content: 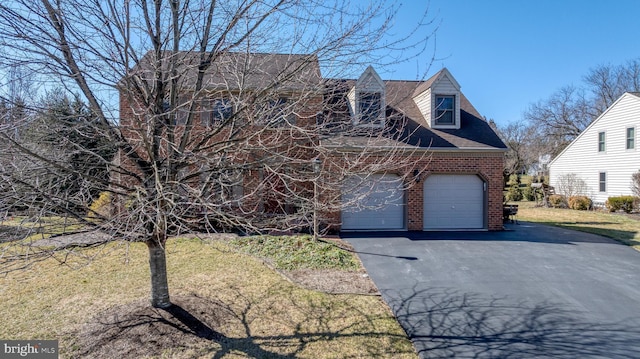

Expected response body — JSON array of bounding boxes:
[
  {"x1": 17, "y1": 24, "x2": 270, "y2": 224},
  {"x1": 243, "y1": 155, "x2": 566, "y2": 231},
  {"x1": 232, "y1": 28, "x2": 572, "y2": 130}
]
[
  {"x1": 515, "y1": 201, "x2": 640, "y2": 250},
  {"x1": 0, "y1": 237, "x2": 416, "y2": 358}
]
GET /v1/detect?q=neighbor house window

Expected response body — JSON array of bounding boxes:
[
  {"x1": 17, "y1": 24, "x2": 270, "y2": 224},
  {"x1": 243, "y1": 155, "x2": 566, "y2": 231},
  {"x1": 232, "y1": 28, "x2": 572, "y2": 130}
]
[
  {"x1": 599, "y1": 172, "x2": 606, "y2": 192},
  {"x1": 435, "y1": 95, "x2": 455, "y2": 125},
  {"x1": 627, "y1": 127, "x2": 635, "y2": 150},
  {"x1": 598, "y1": 131, "x2": 606, "y2": 152},
  {"x1": 358, "y1": 92, "x2": 383, "y2": 125}
]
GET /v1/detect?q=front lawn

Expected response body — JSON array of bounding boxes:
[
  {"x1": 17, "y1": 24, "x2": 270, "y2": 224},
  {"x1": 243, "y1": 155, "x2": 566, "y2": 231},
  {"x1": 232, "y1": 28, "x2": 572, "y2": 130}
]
[
  {"x1": 514, "y1": 201, "x2": 640, "y2": 250},
  {"x1": 0, "y1": 236, "x2": 416, "y2": 358}
]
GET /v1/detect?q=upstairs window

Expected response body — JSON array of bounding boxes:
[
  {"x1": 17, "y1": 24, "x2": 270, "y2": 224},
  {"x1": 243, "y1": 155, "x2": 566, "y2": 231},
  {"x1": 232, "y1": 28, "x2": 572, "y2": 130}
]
[
  {"x1": 598, "y1": 131, "x2": 606, "y2": 152},
  {"x1": 204, "y1": 98, "x2": 233, "y2": 127},
  {"x1": 435, "y1": 95, "x2": 455, "y2": 125},
  {"x1": 258, "y1": 97, "x2": 295, "y2": 127},
  {"x1": 358, "y1": 92, "x2": 383, "y2": 126},
  {"x1": 162, "y1": 100, "x2": 191, "y2": 125},
  {"x1": 176, "y1": 108, "x2": 189, "y2": 125},
  {"x1": 161, "y1": 101, "x2": 188, "y2": 125},
  {"x1": 627, "y1": 127, "x2": 635, "y2": 150},
  {"x1": 350, "y1": 66, "x2": 385, "y2": 127}
]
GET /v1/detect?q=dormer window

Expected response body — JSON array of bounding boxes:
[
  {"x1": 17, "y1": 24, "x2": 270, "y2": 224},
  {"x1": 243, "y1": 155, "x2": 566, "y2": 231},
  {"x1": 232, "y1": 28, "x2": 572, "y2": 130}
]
[
  {"x1": 435, "y1": 95, "x2": 455, "y2": 125},
  {"x1": 349, "y1": 66, "x2": 386, "y2": 128},
  {"x1": 358, "y1": 92, "x2": 383, "y2": 125},
  {"x1": 412, "y1": 68, "x2": 462, "y2": 129}
]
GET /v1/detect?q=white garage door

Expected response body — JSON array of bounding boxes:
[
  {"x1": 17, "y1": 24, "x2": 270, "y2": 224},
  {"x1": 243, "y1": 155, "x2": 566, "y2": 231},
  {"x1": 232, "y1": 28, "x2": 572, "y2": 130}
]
[
  {"x1": 341, "y1": 174, "x2": 405, "y2": 230},
  {"x1": 424, "y1": 174, "x2": 484, "y2": 230}
]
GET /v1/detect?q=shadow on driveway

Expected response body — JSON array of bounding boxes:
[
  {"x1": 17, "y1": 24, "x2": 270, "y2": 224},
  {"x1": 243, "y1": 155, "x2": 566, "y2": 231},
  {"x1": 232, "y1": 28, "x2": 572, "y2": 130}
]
[
  {"x1": 386, "y1": 284, "x2": 640, "y2": 358},
  {"x1": 342, "y1": 222, "x2": 640, "y2": 358},
  {"x1": 341, "y1": 222, "x2": 628, "y2": 246}
]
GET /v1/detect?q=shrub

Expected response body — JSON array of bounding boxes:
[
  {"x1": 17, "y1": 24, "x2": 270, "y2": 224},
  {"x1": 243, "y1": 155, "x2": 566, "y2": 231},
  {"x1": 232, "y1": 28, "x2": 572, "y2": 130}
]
[
  {"x1": 506, "y1": 174, "x2": 520, "y2": 186},
  {"x1": 230, "y1": 235, "x2": 359, "y2": 271},
  {"x1": 568, "y1": 196, "x2": 592, "y2": 210},
  {"x1": 88, "y1": 191, "x2": 111, "y2": 219},
  {"x1": 605, "y1": 196, "x2": 636, "y2": 213},
  {"x1": 548, "y1": 194, "x2": 568, "y2": 208},
  {"x1": 555, "y1": 173, "x2": 589, "y2": 198},
  {"x1": 506, "y1": 185, "x2": 522, "y2": 202},
  {"x1": 521, "y1": 185, "x2": 535, "y2": 201}
]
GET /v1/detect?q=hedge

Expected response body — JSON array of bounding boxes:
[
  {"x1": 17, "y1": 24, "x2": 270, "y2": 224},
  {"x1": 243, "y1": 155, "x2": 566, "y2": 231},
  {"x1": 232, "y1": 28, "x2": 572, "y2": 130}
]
[
  {"x1": 548, "y1": 194, "x2": 568, "y2": 208},
  {"x1": 568, "y1": 196, "x2": 592, "y2": 210},
  {"x1": 605, "y1": 196, "x2": 636, "y2": 213}
]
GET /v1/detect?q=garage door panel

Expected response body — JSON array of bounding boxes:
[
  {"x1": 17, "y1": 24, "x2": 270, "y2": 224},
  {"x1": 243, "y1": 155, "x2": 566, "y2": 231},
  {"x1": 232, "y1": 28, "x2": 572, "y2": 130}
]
[
  {"x1": 342, "y1": 174, "x2": 404, "y2": 230},
  {"x1": 424, "y1": 174, "x2": 484, "y2": 230}
]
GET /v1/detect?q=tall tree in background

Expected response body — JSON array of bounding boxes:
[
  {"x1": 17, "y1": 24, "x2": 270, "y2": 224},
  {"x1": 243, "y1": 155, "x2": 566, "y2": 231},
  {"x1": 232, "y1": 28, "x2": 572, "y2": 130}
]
[
  {"x1": 0, "y1": 0, "x2": 433, "y2": 308},
  {"x1": 523, "y1": 85, "x2": 592, "y2": 158},
  {"x1": 494, "y1": 121, "x2": 536, "y2": 178},
  {"x1": 28, "y1": 92, "x2": 116, "y2": 202},
  {"x1": 506, "y1": 57, "x2": 640, "y2": 175},
  {"x1": 584, "y1": 58, "x2": 640, "y2": 115}
]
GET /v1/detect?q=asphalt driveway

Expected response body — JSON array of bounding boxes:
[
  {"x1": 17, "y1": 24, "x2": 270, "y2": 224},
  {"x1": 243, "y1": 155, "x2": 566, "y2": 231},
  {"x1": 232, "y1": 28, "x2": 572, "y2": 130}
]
[{"x1": 343, "y1": 222, "x2": 640, "y2": 358}]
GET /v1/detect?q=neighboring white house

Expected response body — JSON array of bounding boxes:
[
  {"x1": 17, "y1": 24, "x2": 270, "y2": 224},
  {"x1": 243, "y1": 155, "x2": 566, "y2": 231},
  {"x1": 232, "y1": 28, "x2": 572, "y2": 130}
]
[{"x1": 549, "y1": 92, "x2": 640, "y2": 204}]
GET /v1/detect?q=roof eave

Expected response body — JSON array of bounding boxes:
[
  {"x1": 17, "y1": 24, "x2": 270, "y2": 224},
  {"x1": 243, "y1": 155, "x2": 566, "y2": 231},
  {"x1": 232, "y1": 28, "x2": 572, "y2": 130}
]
[{"x1": 321, "y1": 144, "x2": 508, "y2": 153}]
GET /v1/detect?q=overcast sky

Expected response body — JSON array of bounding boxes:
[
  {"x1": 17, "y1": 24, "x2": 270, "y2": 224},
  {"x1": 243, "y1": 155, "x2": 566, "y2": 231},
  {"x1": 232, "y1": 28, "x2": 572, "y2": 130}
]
[{"x1": 379, "y1": 0, "x2": 640, "y2": 126}]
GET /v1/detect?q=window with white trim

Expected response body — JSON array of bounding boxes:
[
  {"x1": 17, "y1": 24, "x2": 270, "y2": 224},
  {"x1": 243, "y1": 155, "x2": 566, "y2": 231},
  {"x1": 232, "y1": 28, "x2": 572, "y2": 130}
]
[
  {"x1": 435, "y1": 95, "x2": 455, "y2": 125},
  {"x1": 598, "y1": 131, "x2": 605, "y2": 152},
  {"x1": 163, "y1": 100, "x2": 189, "y2": 125},
  {"x1": 599, "y1": 172, "x2": 606, "y2": 192},
  {"x1": 358, "y1": 92, "x2": 383, "y2": 126},
  {"x1": 205, "y1": 98, "x2": 233, "y2": 127},
  {"x1": 258, "y1": 97, "x2": 295, "y2": 127},
  {"x1": 627, "y1": 127, "x2": 635, "y2": 150}
]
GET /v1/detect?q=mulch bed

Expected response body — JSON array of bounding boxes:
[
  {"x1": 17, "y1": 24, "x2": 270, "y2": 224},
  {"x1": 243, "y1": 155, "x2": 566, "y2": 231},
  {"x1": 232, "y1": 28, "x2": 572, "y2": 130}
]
[{"x1": 76, "y1": 296, "x2": 236, "y2": 358}]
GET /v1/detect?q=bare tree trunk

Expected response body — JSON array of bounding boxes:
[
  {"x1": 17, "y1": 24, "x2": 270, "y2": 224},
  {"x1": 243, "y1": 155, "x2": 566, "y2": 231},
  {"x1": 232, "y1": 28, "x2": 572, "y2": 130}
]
[{"x1": 147, "y1": 239, "x2": 171, "y2": 308}]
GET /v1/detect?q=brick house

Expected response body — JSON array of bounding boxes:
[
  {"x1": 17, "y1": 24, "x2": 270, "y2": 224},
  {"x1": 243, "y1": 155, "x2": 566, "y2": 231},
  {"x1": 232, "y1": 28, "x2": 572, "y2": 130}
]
[
  {"x1": 117, "y1": 52, "x2": 506, "y2": 232},
  {"x1": 321, "y1": 66, "x2": 506, "y2": 231}
]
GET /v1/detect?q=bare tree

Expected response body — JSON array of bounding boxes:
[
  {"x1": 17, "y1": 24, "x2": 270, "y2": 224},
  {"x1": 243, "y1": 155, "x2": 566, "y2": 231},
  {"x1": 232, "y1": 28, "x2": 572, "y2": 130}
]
[
  {"x1": 585, "y1": 59, "x2": 640, "y2": 115},
  {"x1": 524, "y1": 85, "x2": 593, "y2": 156},
  {"x1": 631, "y1": 170, "x2": 640, "y2": 198},
  {"x1": 0, "y1": 0, "x2": 434, "y2": 308},
  {"x1": 495, "y1": 121, "x2": 538, "y2": 177},
  {"x1": 521, "y1": 57, "x2": 640, "y2": 164}
]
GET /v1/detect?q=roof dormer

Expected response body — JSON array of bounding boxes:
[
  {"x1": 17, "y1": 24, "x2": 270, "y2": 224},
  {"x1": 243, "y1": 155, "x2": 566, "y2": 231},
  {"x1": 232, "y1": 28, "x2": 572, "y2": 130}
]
[
  {"x1": 413, "y1": 68, "x2": 462, "y2": 129},
  {"x1": 347, "y1": 66, "x2": 385, "y2": 128}
]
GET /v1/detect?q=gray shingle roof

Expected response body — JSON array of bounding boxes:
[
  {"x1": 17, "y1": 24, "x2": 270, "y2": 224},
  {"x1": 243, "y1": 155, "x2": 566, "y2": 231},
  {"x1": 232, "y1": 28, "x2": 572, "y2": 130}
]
[
  {"x1": 131, "y1": 51, "x2": 322, "y2": 92},
  {"x1": 321, "y1": 78, "x2": 507, "y2": 151},
  {"x1": 126, "y1": 51, "x2": 505, "y2": 151}
]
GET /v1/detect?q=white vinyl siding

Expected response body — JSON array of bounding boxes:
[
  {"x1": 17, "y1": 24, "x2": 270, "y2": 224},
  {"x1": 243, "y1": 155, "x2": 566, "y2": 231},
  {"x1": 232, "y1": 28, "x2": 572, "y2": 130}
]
[
  {"x1": 413, "y1": 88, "x2": 432, "y2": 123},
  {"x1": 549, "y1": 93, "x2": 640, "y2": 203}
]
